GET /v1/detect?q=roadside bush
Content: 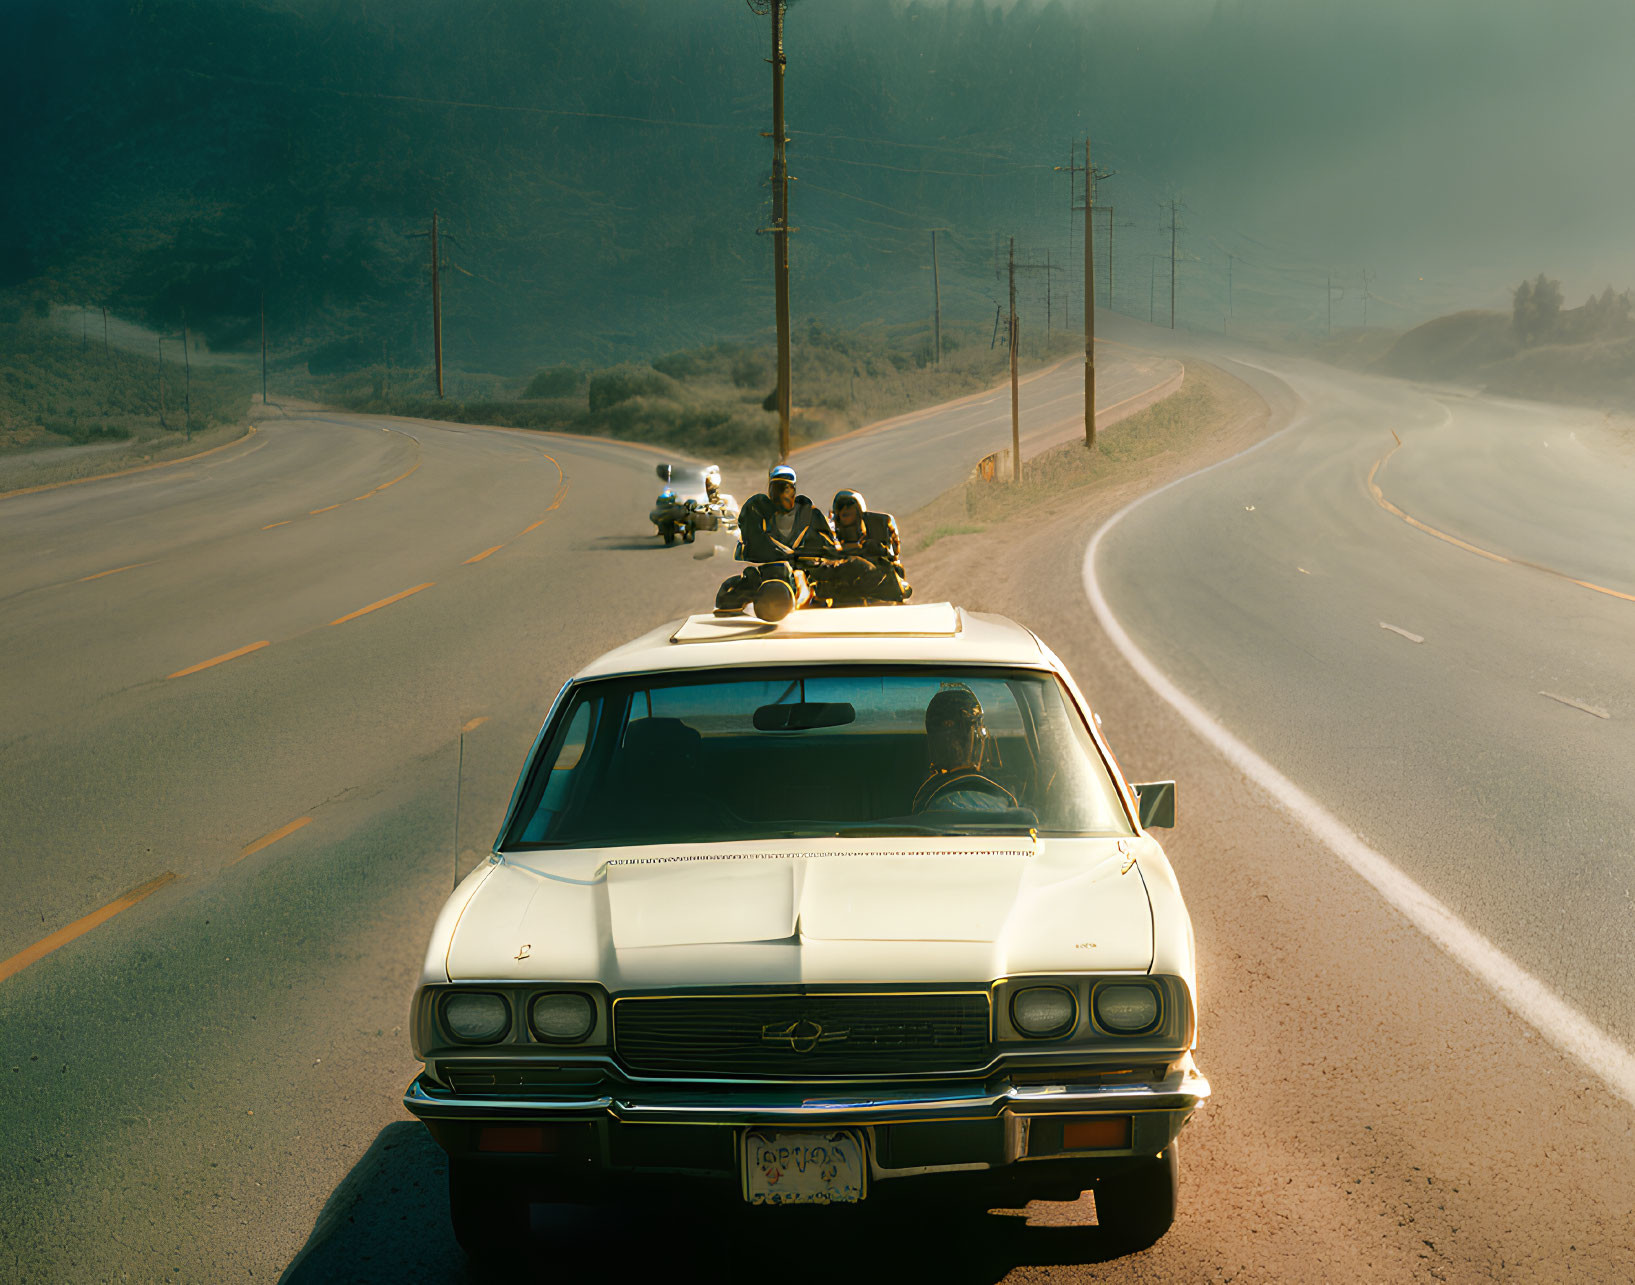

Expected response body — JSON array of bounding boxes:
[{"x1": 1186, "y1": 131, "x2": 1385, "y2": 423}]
[
  {"x1": 587, "y1": 365, "x2": 675, "y2": 412},
  {"x1": 523, "y1": 366, "x2": 583, "y2": 398}
]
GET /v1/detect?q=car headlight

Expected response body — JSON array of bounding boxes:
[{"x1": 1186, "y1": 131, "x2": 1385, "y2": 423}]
[
  {"x1": 1093, "y1": 982, "x2": 1161, "y2": 1034},
  {"x1": 1010, "y1": 985, "x2": 1077, "y2": 1038},
  {"x1": 441, "y1": 991, "x2": 510, "y2": 1043},
  {"x1": 530, "y1": 991, "x2": 596, "y2": 1043}
]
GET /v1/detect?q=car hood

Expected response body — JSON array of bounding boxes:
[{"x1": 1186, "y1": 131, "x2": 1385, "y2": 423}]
[{"x1": 442, "y1": 836, "x2": 1157, "y2": 987}]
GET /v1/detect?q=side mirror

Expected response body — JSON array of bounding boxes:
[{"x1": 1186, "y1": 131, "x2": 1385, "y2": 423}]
[
  {"x1": 1132, "y1": 781, "x2": 1175, "y2": 830},
  {"x1": 655, "y1": 463, "x2": 673, "y2": 483}
]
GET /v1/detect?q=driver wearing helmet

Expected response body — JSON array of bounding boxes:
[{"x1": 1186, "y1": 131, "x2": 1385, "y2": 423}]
[{"x1": 912, "y1": 686, "x2": 1018, "y2": 812}]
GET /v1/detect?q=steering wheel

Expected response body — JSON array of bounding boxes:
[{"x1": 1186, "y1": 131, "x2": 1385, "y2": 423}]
[{"x1": 916, "y1": 772, "x2": 1018, "y2": 811}]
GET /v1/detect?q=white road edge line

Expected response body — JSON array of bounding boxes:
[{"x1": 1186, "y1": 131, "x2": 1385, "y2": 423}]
[
  {"x1": 1539, "y1": 691, "x2": 1610, "y2": 720},
  {"x1": 1081, "y1": 415, "x2": 1635, "y2": 1112},
  {"x1": 1380, "y1": 622, "x2": 1425, "y2": 644}
]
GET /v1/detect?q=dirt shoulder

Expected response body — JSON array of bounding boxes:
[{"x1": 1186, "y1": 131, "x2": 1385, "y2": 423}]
[{"x1": 907, "y1": 361, "x2": 1635, "y2": 1281}]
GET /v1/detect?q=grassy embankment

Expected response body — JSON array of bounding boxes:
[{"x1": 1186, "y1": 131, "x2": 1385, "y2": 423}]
[
  {"x1": 0, "y1": 317, "x2": 254, "y2": 491},
  {"x1": 912, "y1": 373, "x2": 1220, "y2": 551},
  {"x1": 306, "y1": 323, "x2": 1083, "y2": 463},
  {"x1": 1375, "y1": 306, "x2": 1635, "y2": 408}
]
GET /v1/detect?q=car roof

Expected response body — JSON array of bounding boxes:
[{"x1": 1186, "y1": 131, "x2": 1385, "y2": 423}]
[{"x1": 571, "y1": 603, "x2": 1051, "y2": 680}]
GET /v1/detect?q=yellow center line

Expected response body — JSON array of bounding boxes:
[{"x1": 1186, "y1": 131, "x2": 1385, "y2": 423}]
[
  {"x1": 1367, "y1": 450, "x2": 1510, "y2": 563},
  {"x1": 79, "y1": 560, "x2": 156, "y2": 583},
  {"x1": 371, "y1": 460, "x2": 421, "y2": 494},
  {"x1": 262, "y1": 519, "x2": 293, "y2": 530},
  {"x1": 168, "y1": 640, "x2": 271, "y2": 679},
  {"x1": 352, "y1": 493, "x2": 374, "y2": 502},
  {"x1": 309, "y1": 503, "x2": 343, "y2": 515},
  {"x1": 236, "y1": 816, "x2": 313, "y2": 863},
  {"x1": 1370, "y1": 443, "x2": 1635, "y2": 603},
  {"x1": 464, "y1": 545, "x2": 505, "y2": 564},
  {"x1": 520, "y1": 518, "x2": 548, "y2": 534},
  {"x1": 0, "y1": 872, "x2": 179, "y2": 984},
  {"x1": 460, "y1": 716, "x2": 490, "y2": 733},
  {"x1": 329, "y1": 582, "x2": 435, "y2": 626}
]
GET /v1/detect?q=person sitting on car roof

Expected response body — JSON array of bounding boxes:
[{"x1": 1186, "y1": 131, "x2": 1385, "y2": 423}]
[
  {"x1": 912, "y1": 686, "x2": 1018, "y2": 813},
  {"x1": 714, "y1": 464, "x2": 836, "y2": 619},
  {"x1": 814, "y1": 488, "x2": 912, "y2": 605}
]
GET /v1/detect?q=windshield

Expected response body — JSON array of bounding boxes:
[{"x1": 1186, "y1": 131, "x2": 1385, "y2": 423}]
[{"x1": 505, "y1": 666, "x2": 1133, "y2": 849}]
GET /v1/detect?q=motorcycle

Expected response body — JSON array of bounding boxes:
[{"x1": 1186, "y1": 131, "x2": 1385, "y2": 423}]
[{"x1": 649, "y1": 463, "x2": 738, "y2": 546}]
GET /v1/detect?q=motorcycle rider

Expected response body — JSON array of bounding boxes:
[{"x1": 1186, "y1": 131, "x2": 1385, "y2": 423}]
[{"x1": 714, "y1": 464, "x2": 836, "y2": 620}]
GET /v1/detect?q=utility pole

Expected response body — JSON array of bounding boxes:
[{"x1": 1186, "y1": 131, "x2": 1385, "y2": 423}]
[
  {"x1": 260, "y1": 292, "x2": 268, "y2": 405},
  {"x1": 180, "y1": 312, "x2": 192, "y2": 442},
  {"x1": 1362, "y1": 269, "x2": 1374, "y2": 327},
  {"x1": 1009, "y1": 237, "x2": 1020, "y2": 482},
  {"x1": 1059, "y1": 139, "x2": 1109, "y2": 448},
  {"x1": 406, "y1": 214, "x2": 446, "y2": 397},
  {"x1": 431, "y1": 212, "x2": 443, "y2": 398},
  {"x1": 1045, "y1": 249, "x2": 1052, "y2": 347},
  {"x1": 930, "y1": 228, "x2": 942, "y2": 366},
  {"x1": 1167, "y1": 200, "x2": 1180, "y2": 330},
  {"x1": 752, "y1": 0, "x2": 794, "y2": 461},
  {"x1": 101, "y1": 306, "x2": 109, "y2": 358},
  {"x1": 1084, "y1": 138, "x2": 1096, "y2": 446}
]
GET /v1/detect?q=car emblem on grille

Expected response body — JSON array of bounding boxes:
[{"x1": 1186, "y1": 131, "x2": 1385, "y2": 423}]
[{"x1": 760, "y1": 1018, "x2": 850, "y2": 1053}]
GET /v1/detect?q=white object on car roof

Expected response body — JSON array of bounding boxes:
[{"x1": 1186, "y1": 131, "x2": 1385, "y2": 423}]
[{"x1": 579, "y1": 603, "x2": 1045, "y2": 678}]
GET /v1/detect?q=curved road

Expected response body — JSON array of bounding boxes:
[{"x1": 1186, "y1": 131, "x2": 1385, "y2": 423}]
[
  {"x1": 0, "y1": 346, "x2": 1174, "y2": 1282},
  {"x1": 1090, "y1": 328, "x2": 1635, "y2": 1050}
]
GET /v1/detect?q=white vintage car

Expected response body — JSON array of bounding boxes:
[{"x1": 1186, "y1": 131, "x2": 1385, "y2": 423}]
[{"x1": 405, "y1": 603, "x2": 1208, "y2": 1256}]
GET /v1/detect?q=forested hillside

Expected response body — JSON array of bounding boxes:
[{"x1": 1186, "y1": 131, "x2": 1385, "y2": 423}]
[{"x1": 8, "y1": 0, "x2": 1627, "y2": 375}]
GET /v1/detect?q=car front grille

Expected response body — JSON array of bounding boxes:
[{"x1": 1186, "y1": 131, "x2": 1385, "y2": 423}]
[{"x1": 613, "y1": 991, "x2": 993, "y2": 1077}]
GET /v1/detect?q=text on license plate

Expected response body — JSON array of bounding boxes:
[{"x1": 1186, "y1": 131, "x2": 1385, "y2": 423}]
[{"x1": 743, "y1": 1130, "x2": 866, "y2": 1205}]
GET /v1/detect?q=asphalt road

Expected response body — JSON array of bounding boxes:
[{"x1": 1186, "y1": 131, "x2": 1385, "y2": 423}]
[
  {"x1": 1089, "y1": 324, "x2": 1635, "y2": 1050},
  {"x1": 3, "y1": 332, "x2": 1630, "y2": 1282},
  {"x1": 0, "y1": 346, "x2": 1170, "y2": 1283}
]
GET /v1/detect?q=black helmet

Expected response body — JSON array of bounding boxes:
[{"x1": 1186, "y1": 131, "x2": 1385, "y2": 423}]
[
  {"x1": 831, "y1": 488, "x2": 866, "y2": 513},
  {"x1": 925, "y1": 685, "x2": 985, "y2": 770}
]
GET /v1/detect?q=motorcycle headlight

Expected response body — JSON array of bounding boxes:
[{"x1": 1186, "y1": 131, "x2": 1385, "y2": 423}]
[
  {"x1": 1093, "y1": 982, "x2": 1162, "y2": 1034},
  {"x1": 530, "y1": 991, "x2": 596, "y2": 1043},
  {"x1": 441, "y1": 991, "x2": 510, "y2": 1044},
  {"x1": 1010, "y1": 985, "x2": 1077, "y2": 1038}
]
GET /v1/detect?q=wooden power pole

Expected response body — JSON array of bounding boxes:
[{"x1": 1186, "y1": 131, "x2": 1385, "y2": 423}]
[
  {"x1": 769, "y1": 0, "x2": 792, "y2": 460},
  {"x1": 406, "y1": 214, "x2": 446, "y2": 397},
  {"x1": 181, "y1": 313, "x2": 192, "y2": 442},
  {"x1": 1084, "y1": 138, "x2": 1096, "y2": 447},
  {"x1": 260, "y1": 293, "x2": 268, "y2": 405},
  {"x1": 931, "y1": 228, "x2": 942, "y2": 366},
  {"x1": 1009, "y1": 237, "x2": 1020, "y2": 482},
  {"x1": 431, "y1": 212, "x2": 444, "y2": 398}
]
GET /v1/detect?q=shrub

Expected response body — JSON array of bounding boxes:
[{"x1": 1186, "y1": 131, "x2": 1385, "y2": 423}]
[
  {"x1": 587, "y1": 365, "x2": 674, "y2": 412},
  {"x1": 523, "y1": 366, "x2": 583, "y2": 398}
]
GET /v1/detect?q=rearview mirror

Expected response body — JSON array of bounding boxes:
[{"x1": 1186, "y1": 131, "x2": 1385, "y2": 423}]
[
  {"x1": 1132, "y1": 781, "x2": 1175, "y2": 829},
  {"x1": 655, "y1": 463, "x2": 673, "y2": 482},
  {"x1": 752, "y1": 702, "x2": 856, "y2": 732}
]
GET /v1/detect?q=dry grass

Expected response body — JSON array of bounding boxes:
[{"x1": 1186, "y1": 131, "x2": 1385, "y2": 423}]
[{"x1": 910, "y1": 378, "x2": 1217, "y2": 551}]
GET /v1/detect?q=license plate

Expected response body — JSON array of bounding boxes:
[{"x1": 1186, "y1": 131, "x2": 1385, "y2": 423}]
[{"x1": 742, "y1": 1130, "x2": 866, "y2": 1205}]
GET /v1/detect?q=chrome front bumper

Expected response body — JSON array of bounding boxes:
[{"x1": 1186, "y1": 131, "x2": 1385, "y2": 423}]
[{"x1": 404, "y1": 1058, "x2": 1210, "y2": 1128}]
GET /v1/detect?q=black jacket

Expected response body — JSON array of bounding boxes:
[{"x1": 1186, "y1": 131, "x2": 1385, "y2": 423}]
[
  {"x1": 833, "y1": 510, "x2": 903, "y2": 566},
  {"x1": 737, "y1": 492, "x2": 836, "y2": 563}
]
